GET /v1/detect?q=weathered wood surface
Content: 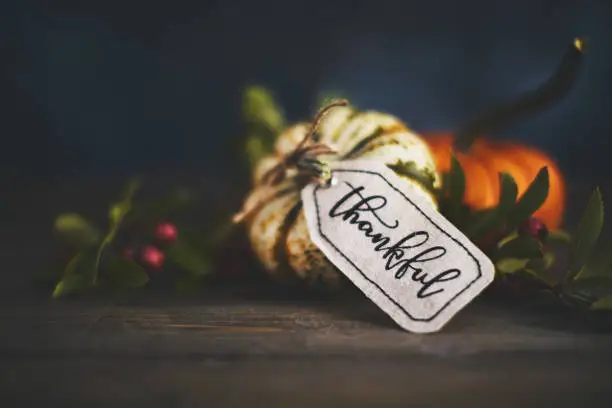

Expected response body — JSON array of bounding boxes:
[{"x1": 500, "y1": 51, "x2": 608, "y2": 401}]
[
  {"x1": 1, "y1": 288, "x2": 612, "y2": 407},
  {"x1": 2, "y1": 290, "x2": 612, "y2": 357},
  {"x1": 2, "y1": 177, "x2": 612, "y2": 407}
]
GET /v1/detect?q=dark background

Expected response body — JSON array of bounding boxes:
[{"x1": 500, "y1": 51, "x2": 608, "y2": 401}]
[
  {"x1": 2, "y1": 3, "x2": 612, "y2": 406},
  {"x1": 2, "y1": 0, "x2": 612, "y2": 187}
]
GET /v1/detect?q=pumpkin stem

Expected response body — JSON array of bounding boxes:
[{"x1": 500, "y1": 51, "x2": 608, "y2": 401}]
[
  {"x1": 454, "y1": 37, "x2": 586, "y2": 151},
  {"x1": 295, "y1": 99, "x2": 350, "y2": 152},
  {"x1": 233, "y1": 100, "x2": 349, "y2": 224},
  {"x1": 259, "y1": 99, "x2": 349, "y2": 186}
]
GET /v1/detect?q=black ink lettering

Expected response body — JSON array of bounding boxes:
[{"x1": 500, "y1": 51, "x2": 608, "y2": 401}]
[
  {"x1": 327, "y1": 181, "x2": 462, "y2": 299},
  {"x1": 416, "y1": 269, "x2": 462, "y2": 298},
  {"x1": 329, "y1": 182, "x2": 399, "y2": 229}
]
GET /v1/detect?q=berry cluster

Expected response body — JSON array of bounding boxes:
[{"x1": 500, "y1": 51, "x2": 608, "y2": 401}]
[{"x1": 123, "y1": 222, "x2": 178, "y2": 270}]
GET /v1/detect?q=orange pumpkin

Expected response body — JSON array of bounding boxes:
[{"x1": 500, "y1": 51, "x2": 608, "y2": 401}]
[
  {"x1": 423, "y1": 37, "x2": 585, "y2": 231},
  {"x1": 425, "y1": 133, "x2": 566, "y2": 230}
]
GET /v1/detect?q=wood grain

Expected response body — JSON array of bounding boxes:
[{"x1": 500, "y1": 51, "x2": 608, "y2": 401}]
[{"x1": 1, "y1": 290, "x2": 612, "y2": 407}]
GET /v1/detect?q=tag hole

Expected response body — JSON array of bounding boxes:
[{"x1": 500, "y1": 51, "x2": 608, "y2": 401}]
[{"x1": 322, "y1": 176, "x2": 337, "y2": 188}]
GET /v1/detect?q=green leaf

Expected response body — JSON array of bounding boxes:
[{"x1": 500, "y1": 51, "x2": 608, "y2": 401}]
[
  {"x1": 506, "y1": 167, "x2": 549, "y2": 231},
  {"x1": 497, "y1": 172, "x2": 520, "y2": 210},
  {"x1": 575, "y1": 251, "x2": 612, "y2": 280},
  {"x1": 245, "y1": 135, "x2": 268, "y2": 168},
  {"x1": 104, "y1": 257, "x2": 149, "y2": 288},
  {"x1": 52, "y1": 251, "x2": 97, "y2": 298},
  {"x1": 54, "y1": 213, "x2": 100, "y2": 248},
  {"x1": 448, "y1": 154, "x2": 465, "y2": 207},
  {"x1": 564, "y1": 277, "x2": 612, "y2": 297},
  {"x1": 547, "y1": 229, "x2": 571, "y2": 244},
  {"x1": 521, "y1": 268, "x2": 556, "y2": 288},
  {"x1": 166, "y1": 239, "x2": 213, "y2": 278},
  {"x1": 52, "y1": 273, "x2": 90, "y2": 298},
  {"x1": 590, "y1": 295, "x2": 612, "y2": 310},
  {"x1": 496, "y1": 232, "x2": 518, "y2": 248},
  {"x1": 243, "y1": 85, "x2": 285, "y2": 134},
  {"x1": 521, "y1": 253, "x2": 557, "y2": 287},
  {"x1": 108, "y1": 179, "x2": 140, "y2": 226},
  {"x1": 496, "y1": 258, "x2": 529, "y2": 274},
  {"x1": 467, "y1": 173, "x2": 518, "y2": 238},
  {"x1": 568, "y1": 187, "x2": 604, "y2": 280},
  {"x1": 495, "y1": 236, "x2": 543, "y2": 260},
  {"x1": 528, "y1": 252, "x2": 555, "y2": 270}
]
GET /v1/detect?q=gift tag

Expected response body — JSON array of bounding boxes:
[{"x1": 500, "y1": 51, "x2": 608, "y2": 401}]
[{"x1": 301, "y1": 160, "x2": 495, "y2": 333}]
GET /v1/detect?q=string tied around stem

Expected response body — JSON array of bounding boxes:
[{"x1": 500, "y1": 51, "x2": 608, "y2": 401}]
[{"x1": 232, "y1": 99, "x2": 349, "y2": 224}]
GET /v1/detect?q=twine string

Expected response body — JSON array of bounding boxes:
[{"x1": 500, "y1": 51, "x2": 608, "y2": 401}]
[{"x1": 233, "y1": 99, "x2": 349, "y2": 223}]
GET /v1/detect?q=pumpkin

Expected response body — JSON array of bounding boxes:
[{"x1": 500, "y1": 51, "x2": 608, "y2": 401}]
[
  {"x1": 424, "y1": 37, "x2": 585, "y2": 231},
  {"x1": 425, "y1": 133, "x2": 566, "y2": 230},
  {"x1": 236, "y1": 103, "x2": 441, "y2": 288}
]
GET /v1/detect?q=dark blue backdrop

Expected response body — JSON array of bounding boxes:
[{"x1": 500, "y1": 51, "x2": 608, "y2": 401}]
[{"x1": 3, "y1": 0, "x2": 612, "y2": 185}]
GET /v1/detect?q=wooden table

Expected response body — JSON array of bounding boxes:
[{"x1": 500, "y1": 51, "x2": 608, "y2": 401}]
[{"x1": 2, "y1": 286, "x2": 612, "y2": 408}]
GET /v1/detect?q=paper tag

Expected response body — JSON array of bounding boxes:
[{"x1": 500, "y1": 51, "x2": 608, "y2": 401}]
[{"x1": 301, "y1": 160, "x2": 495, "y2": 333}]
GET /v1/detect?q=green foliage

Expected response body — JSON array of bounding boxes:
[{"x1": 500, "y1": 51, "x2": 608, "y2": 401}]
[
  {"x1": 242, "y1": 86, "x2": 286, "y2": 168},
  {"x1": 437, "y1": 154, "x2": 469, "y2": 227},
  {"x1": 243, "y1": 86, "x2": 285, "y2": 134},
  {"x1": 547, "y1": 229, "x2": 571, "y2": 243},
  {"x1": 245, "y1": 135, "x2": 268, "y2": 169},
  {"x1": 466, "y1": 173, "x2": 517, "y2": 239},
  {"x1": 567, "y1": 187, "x2": 604, "y2": 279},
  {"x1": 494, "y1": 236, "x2": 542, "y2": 260},
  {"x1": 104, "y1": 257, "x2": 149, "y2": 289},
  {"x1": 436, "y1": 159, "x2": 612, "y2": 313},
  {"x1": 447, "y1": 155, "x2": 466, "y2": 210},
  {"x1": 505, "y1": 166, "x2": 549, "y2": 231},
  {"x1": 47, "y1": 176, "x2": 219, "y2": 298},
  {"x1": 495, "y1": 258, "x2": 529, "y2": 274},
  {"x1": 51, "y1": 180, "x2": 141, "y2": 297},
  {"x1": 54, "y1": 214, "x2": 100, "y2": 248},
  {"x1": 52, "y1": 250, "x2": 97, "y2": 298},
  {"x1": 95, "y1": 179, "x2": 141, "y2": 284},
  {"x1": 166, "y1": 238, "x2": 212, "y2": 278},
  {"x1": 387, "y1": 160, "x2": 438, "y2": 193},
  {"x1": 591, "y1": 295, "x2": 612, "y2": 310}
]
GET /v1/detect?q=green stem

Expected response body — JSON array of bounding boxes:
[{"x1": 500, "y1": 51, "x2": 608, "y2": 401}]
[
  {"x1": 92, "y1": 180, "x2": 139, "y2": 285},
  {"x1": 454, "y1": 37, "x2": 585, "y2": 151},
  {"x1": 92, "y1": 236, "x2": 112, "y2": 285}
]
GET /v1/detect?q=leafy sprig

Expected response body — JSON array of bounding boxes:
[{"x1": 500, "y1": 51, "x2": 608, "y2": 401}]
[
  {"x1": 47, "y1": 181, "x2": 213, "y2": 298},
  {"x1": 437, "y1": 157, "x2": 612, "y2": 310},
  {"x1": 242, "y1": 86, "x2": 286, "y2": 168}
]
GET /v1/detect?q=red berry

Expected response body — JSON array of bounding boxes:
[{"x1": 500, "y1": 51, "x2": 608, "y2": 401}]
[
  {"x1": 518, "y1": 217, "x2": 548, "y2": 241},
  {"x1": 141, "y1": 246, "x2": 165, "y2": 268},
  {"x1": 154, "y1": 222, "x2": 178, "y2": 243}
]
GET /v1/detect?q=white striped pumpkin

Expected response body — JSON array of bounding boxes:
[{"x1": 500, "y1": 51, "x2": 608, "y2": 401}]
[{"x1": 241, "y1": 105, "x2": 442, "y2": 289}]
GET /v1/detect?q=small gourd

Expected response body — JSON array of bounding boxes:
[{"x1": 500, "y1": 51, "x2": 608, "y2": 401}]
[{"x1": 235, "y1": 100, "x2": 441, "y2": 289}]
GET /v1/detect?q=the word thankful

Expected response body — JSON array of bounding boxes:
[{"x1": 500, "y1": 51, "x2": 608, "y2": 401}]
[{"x1": 328, "y1": 182, "x2": 461, "y2": 298}]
